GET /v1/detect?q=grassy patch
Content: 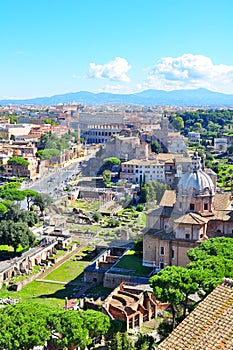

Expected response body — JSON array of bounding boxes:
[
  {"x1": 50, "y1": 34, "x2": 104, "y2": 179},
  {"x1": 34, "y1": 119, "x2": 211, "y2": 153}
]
[
  {"x1": 0, "y1": 245, "x2": 26, "y2": 253},
  {"x1": 10, "y1": 266, "x2": 41, "y2": 284},
  {"x1": 0, "y1": 246, "x2": 97, "y2": 307},
  {"x1": 113, "y1": 250, "x2": 152, "y2": 277},
  {"x1": 45, "y1": 259, "x2": 89, "y2": 283},
  {"x1": 48, "y1": 249, "x2": 66, "y2": 259},
  {"x1": 0, "y1": 281, "x2": 74, "y2": 308}
]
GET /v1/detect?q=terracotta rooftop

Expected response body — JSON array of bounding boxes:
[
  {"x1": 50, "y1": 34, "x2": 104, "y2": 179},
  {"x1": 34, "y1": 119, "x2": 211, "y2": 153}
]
[
  {"x1": 122, "y1": 158, "x2": 163, "y2": 166},
  {"x1": 158, "y1": 278, "x2": 233, "y2": 350},
  {"x1": 146, "y1": 206, "x2": 174, "y2": 218},
  {"x1": 174, "y1": 157, "x2": 192, "y2": 163},
  {"x1": 144, "y1": 228, "x2": 175, "y2": 240},
  {"x1": 174, "y1": 212, "x2": 209, "y2": 225},
  {"x1": 159, "y1": 190, "x2": 176, "y2": 207},
  {"x1": 214, "y1": 193, "x2": 232, "y2": 210}
]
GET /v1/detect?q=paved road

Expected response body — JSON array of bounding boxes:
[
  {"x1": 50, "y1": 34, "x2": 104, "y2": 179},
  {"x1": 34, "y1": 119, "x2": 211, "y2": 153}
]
[
  {"x1": 22, "y1": 147, "x2": 98, "y2": 195},
  {"x1": 20, "y1": 152, "x2": 97, "y2": 208},
  {"x1": 22, "y1": 161, "x2": 82, "y2": 195}
]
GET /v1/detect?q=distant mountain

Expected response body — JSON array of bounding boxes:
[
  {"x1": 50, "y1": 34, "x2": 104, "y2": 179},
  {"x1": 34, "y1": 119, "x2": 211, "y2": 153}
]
[{"x1": 0, "y1": 88, "x2": 233, "y2": 107}]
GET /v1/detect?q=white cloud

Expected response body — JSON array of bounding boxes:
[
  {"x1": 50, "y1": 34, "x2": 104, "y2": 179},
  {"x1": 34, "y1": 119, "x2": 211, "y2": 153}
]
[
  {"x1": 143, "y1": 54, "x2": 233, "y2": 93},
  {"x1": 88, "y1": 57, "x2": 131, "y2": 82}
]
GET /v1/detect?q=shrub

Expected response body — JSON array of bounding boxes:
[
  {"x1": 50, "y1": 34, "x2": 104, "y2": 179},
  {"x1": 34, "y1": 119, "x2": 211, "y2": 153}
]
[
  {"x1": 108, "y1": 217, "x2": 119, "y2": 228},
  {"x1": 136, "y1": 204, "x2": 144, "y2": 212},
  {"x1": 92, "y1": 212, "x2": 102, "y2": 223}
]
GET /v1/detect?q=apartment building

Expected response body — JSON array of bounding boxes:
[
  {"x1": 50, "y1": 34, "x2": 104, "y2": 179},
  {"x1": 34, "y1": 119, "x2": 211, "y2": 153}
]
[{"x1": 121, "y1": 159, "x2": 165, "y2": 184}]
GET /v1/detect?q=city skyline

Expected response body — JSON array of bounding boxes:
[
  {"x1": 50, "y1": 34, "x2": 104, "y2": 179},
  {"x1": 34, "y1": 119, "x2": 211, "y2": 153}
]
[{"x1": 1, "y1": 0, "x2": 233, "y2": 99}]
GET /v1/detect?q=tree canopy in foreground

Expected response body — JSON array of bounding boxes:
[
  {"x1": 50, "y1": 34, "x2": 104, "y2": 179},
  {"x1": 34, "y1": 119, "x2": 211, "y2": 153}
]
[
  {"x1": 150, "y1": 237, "x2": 233, "y2": 329},
  {"x1": 0, "y1": 303, "x2": 111, "y2": 350}
]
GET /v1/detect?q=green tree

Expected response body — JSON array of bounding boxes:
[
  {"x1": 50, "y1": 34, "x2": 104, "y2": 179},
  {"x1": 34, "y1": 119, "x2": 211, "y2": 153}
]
[
  {"x1": 39, "y1": 132, "x2": 51, "y2": 146},
  {"x1": 0, "y1": 184, "x2": 25, "y2": 202},
  {"x1": 39, "y1": 132, "x2": 71, "y2": 151},
  {"x1": 0, "y1": 220, "x2": 35, "y2": 253},
  {"x1": 81, "y1": 309, "x2": 111, "y2": 340},
  {"x1": 150, "y1": 266, "x2": 198, "y2": 328},
  {"x1": 150, "y1": 180, "x2": 169, "y2": 203},
  {"x1": 157, "y1": 321, "x2": 173, "y2": 341},
  {"x1": 147, "y1": 182, "x2": 156, "y2": 202},
  {"x1": 32, "y1": 193, "x2": 53, "y2": 215},
  {"x1": 187, "y1": 237, "x2": 233, "y2": 261},
  {"x1": 0, "y1": 304, "x2": 111, "y2": 350},
  {"x1": 109, "y1": 332, "x2": 135, "y2": 350},
  {"x1": 103, "y1": 170, "x2": 111, "y2": 186},
  {"x1": 187, "y1": 257, "x2": 229, "y2": 298},
  {"x1": 3, "y1": 203, "x2": 39, "y2": 227},
  {"x1": 0, "y1": 202, "x2": 7, "y2": 215},
  {"x1": 135, "y1": 333, "x2": 156, "y2": 350},
  {"x1": 0, "y1": 165, "x2": 5, "y2": 174},
  {"x1": 172, "y1": 116, "x2": 184, "y2": 131},
  {"x1": 36, "y1": 148, "x2": 61, "y2": 160},
  {"x1": 107, "y1": 319, "x2": 126, "y2": 340},
  {"x1": 92, "y1": 211, "x2": 102, "y2": 223},
  {"x1": 151, "y1": 140, "x2": 161, "y2": 154},
  {"x1": 193, "y1": 122, "x2": 202, "y2": 131},
  {"x1": 0, "y1": 303, "x2": 52, "y2": 350},
  {"x1": 50, "y1": 310, "x2": 90, "y2": 350},
  {"x1": 43, "y1": 117, "x2": 58, "y2": 125},
  {"x1": 186, "y1": 238, "x2": 233, "y2": 299},
  {"x1": 8, "y1": 156, "x2": 29, "y2": 166},
  {"x1": 3, "y1": 203, "x2": 22, "y2": 222},
  {"x1": 21, "y1": 189, "x2": 38, "y2": 210},
  {"x1": 140, "y1": 180, "x2": 169, "y2": 204},
  {"x1": 139, "y1": 184, "x2": 148, "y2": 203},
  {"x1": 108, "y1": 217, "x2": 119, "y2": 227},
  {"x1": 9, "y1": 114, "x2": 18, "y2": 124},
  {"x1": 103, "y1": 157, "x2": 121, "y2": 167}
]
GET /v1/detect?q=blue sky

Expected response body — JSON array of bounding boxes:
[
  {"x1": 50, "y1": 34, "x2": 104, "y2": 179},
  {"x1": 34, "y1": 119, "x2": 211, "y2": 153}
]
[{"x1": 1, "y1": 0, "x2": 233, "y2": 99}]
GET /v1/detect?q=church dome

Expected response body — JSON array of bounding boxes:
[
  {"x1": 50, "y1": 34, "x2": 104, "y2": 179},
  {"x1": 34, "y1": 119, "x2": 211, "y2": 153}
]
[
  {"x1": 177, "y1": 152, "x2": 215, "y2": 196},
  {"x1": 178, "y1": 169, "x2": 215, "y2": 195}
]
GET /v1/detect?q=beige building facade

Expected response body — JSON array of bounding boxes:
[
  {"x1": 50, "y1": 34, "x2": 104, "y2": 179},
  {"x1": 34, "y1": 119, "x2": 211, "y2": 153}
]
[{"x1": 143, "y1": 152, "x2": 233, "y2": 270}]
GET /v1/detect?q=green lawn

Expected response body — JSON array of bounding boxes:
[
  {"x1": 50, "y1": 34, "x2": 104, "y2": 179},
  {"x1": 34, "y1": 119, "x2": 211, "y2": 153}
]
[
  {"x1": 45, "y1": 259, "x2": 89, "y2": 283},
  {"x1": 113, "y1": 250, "x2": 152, "y2": 277},
  {"x1": 0, "y1": 281, "x2": 74, "y2": 308},
  {"x1": 0, "y1": 246, "x2": 96, "y2": 307},
  {"x1": 0, "y1": 244, "x2": 27, "y2": 256},
  {"x1": 70, "y1": 199, "x2": 99, "y2": 214}
]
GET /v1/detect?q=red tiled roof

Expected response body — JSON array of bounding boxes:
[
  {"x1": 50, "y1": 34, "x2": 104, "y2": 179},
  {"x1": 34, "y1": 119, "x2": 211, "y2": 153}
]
[
  {"x1": 159, "y1": 190, "x2": 176, "y2": 207},
  {"x1": 158, "y1": 278, "x2": 233, "y2": 350}
]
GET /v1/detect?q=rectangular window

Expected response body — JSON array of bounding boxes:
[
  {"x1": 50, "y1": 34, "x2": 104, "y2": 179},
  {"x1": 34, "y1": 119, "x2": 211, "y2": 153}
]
[
  {"x1": 171, "y1": 249, "x2": 174, "y2": 259},
  {"x1": 204, "y1": 203, "x2": 208, "y2": 210},
  {"x1": 160, "y1": 247, "x2": 164, "y2": 255},
  {"x1": 185, "y1": 233, "x2": 190, "y2": 239},
  {"x1": 190, "y1": 203, "x2": 195, "y2": 210}
]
